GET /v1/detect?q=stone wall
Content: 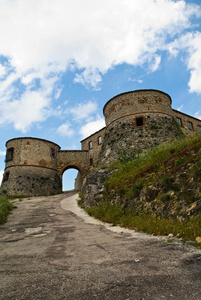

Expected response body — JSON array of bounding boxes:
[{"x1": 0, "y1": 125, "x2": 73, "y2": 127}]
[
  {"x1": 81, "y1": 90, "x2": 201, "y2": 166},
  {"x1": 99, "y1": 113, "x2": 184, "y2": 165},
  {"x1": 173, "y1": 110, "x2": 201, "y2": 136},
  {"x1": 81, "y1": 128, "x2": 106, "y2": 167},
  {"x1": 1, "y1": 138, "x2": 62, "y2": 196},
  {"x1": 75, "y1": 172, "x2": 83, "y2": 190},
  {"x1": 1, "y1": 166, "x2": 61, "y2": 196},
  {"x1": 81, "y1": 168, "x2": 113, "y2": 206},
  {"x1": 4, "y1": 137, "x2": 60, "y2": 170},
  {"x1": 103, "y1": 89, "x2": 172, "y2": 128},
  {"x1": 57, "y1": 150, "x2": 89, "y2": 176}
]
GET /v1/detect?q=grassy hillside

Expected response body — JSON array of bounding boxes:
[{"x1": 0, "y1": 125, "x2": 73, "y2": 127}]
[{"x1": 84, "y1": 134, "x2": 201, "y2": 248}]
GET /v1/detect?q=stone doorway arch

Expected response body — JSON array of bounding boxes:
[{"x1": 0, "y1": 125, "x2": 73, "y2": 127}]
[{"x1": 61, "y1": 165, "x2": 83, "y2": 191}]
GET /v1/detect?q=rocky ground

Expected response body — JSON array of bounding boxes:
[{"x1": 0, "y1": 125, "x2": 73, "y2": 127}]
[{"x1": 0, "y1": 191, "x2": 201, "y2": 299}]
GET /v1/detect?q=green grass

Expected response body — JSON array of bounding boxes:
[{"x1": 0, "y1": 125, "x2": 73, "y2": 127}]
[
  {"x1": 108, "y1": 134, "x2": 201, "y2": 189},
  {"x1": 82, "y1": 134, "x2": 201, "y2": 248},
  {"x1": 0, "y1": 195, "x2": 15, "y2": 224},
  {"x1": 85, "y1": 200, "x2": 201, "y2": 248},
  {"x1": 106, "y1": 134, "x2": 201, "y2": 203}
]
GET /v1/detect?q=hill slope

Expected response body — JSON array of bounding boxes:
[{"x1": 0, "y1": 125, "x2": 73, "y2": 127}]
[{"x1": 81, "y1": 134, "x2": 201, "y2": 246}]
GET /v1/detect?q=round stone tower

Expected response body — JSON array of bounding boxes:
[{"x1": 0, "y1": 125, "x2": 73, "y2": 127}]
[
  {"x1": 99, "y1": 89, "x2": 183, "y2": 164},
  {"x1": 1, "y1": 137, "x2": 62, "y2": 196}
]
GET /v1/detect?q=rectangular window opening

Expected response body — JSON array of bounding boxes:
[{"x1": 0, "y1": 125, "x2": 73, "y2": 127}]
[
  {"x1": 176, "y1": 117, "x2": 182, "y2": 126},
  {"x1": 98, "y1": 136, "x2": 102, "y2": 145},
  {"x1": 136, "y1": 117, "x2": 144, "y2": 127},
  {"x1": 89, "y1": 141, "x2": 93, "y2": 150},
  {"x1": 6, "y1": 147, "x2": 14, "y2": 162},
  {"x1": 50, "y1": 148, "x2": 56, "y2": 158},
  {"x1": 188, "y1": 121, "x2": 193, "y2": 131},
  {"x1": 198, "y1": 125, "x2": 201, "y2": 133},
  {"x1": 90, "y1": 158, "x2": 93, "y2": 166}
]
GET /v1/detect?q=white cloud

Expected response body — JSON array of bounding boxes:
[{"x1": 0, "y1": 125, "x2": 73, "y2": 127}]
[
  {"x1": 177, "y1": 104, "x2": 184, "y2": 111},
  {"x1": 70, "y1": 101, "x2": 98, "y2": 121},
  {"x1": 74, "y1": 68, "x2": 102, "y2": 90},
  {"x1": 57, "y1": 122, "x2": 75, "y2": 137},
  {"x1": 0, "y1": 0, "x2": 200, "y2": 131},
  {"x1": 0, "y1": 170, "x2": 4, "y2": 184},
  {"x1": 187, "y1": 33, "x2": 201, "y2": 94},
  {"x1": 0, "y1": 80, "x2": 54, "y2": 132},
  {"x1": 194, "y1": 111, "x2": 201, "y2": 120},
  {"x1": 149, "y1": 55, "x2": 161, "y2": 73},
  {"x1": 0, "y1": 151, "x2": 6, "y2": 156},
  {"x1": 128, "y1": 77, "x2": 143, "y2": 84},
  {"x1": 80, "y1": 117, "x2": 105, "y2": 139},
  {"x1": 0, "y1": 64, "x2": 6, "y2": 78},
  {"x1": 169, "y1": 32, "x2": 201, "y2": 94}
]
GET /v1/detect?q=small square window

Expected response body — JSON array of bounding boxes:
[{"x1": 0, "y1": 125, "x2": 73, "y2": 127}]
[
  {"x1": 89, "y1": 141, "x2": 93, "y2": 149},
  {"x1": 6, "y1": 147, "x2": 14, "y2": 162},
  {"x1": 176, "y1": 117, "x2": 182, "y2": 126},
  {"x1": 90, "y1": 158, "x2": 93, "y2": 166},
  {"x1": 50, "y1": 148, "x2": 56, "y2": 158},
  {"x1": 188, "y1": 121, "x2": 193, "y2": 130},
  {"x1": 136, "y1": 117, "x2": 144, "y2": 127},
  {"x1": 98, "y1": 136, "x2": 102, "y2": 145},
  {"x1": 198, "y1": 125, "x2": 201, "y2": 133}
]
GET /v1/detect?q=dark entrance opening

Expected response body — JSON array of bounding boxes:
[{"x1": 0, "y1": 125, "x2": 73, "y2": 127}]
[{"x1": 136, "y1": 117, "x2": 144, "y2": 127}]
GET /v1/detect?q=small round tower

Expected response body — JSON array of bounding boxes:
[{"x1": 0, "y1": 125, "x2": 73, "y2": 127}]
[
  {"x1": 1, "y1": 137, "x2": 62, "y2": 196},
  {"x1": 100, "y1": 89, "x2": 183, "y2": 163}
]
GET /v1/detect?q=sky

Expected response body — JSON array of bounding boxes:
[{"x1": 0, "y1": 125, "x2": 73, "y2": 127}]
[{"x1": 0, "y1": 0, "x2": 201, "y2": 190}]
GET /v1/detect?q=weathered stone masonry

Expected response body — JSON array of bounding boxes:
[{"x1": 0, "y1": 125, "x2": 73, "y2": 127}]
[
  {"x1": 1, "y1": 138, "x2": 89, "y2": 196},
  {"x1": 1, "y1": 89, "x2": 201, "y2": 196}
]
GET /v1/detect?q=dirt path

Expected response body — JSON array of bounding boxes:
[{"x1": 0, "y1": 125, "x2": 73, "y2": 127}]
[{"x1": 0, "y1": 191, "x2": 200, "y2": 300}]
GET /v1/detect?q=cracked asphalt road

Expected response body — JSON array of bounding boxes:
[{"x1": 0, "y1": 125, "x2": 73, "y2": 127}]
[{"x1": 0, "y1": 191, "x2": 201, "y2": 300}]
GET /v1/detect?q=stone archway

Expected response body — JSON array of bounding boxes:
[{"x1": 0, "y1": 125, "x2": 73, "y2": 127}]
[{"x1": 61, "y1": 165, "x2": 83, "y2": 191}]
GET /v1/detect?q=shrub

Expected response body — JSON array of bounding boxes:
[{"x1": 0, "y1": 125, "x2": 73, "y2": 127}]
[{"x1": 0, "y1": 195, "x2": 14, "y2": 224}]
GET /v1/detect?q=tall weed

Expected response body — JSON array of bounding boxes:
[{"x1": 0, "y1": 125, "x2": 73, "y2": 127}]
[{"x1": 0, "y1": 195, "x2": 14, "y2": 224}]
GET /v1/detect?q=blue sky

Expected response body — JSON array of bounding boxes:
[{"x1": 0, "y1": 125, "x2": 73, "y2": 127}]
[{"x1": 0, "y1": 0, "x2": 201, "y2": 190}]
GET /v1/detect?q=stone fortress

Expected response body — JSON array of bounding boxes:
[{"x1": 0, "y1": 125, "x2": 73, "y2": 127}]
[{"x1": 1, "y1": 89, "x2": 201, "y2": 196}]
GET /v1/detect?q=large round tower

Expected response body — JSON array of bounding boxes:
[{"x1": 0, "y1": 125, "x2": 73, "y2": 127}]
[
  {"x1": 99, "y1": 89, "x2": 183, "y2": 163},
  {"x1": 1, "y1": 137, "x2": 62, "y2": 196}
]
